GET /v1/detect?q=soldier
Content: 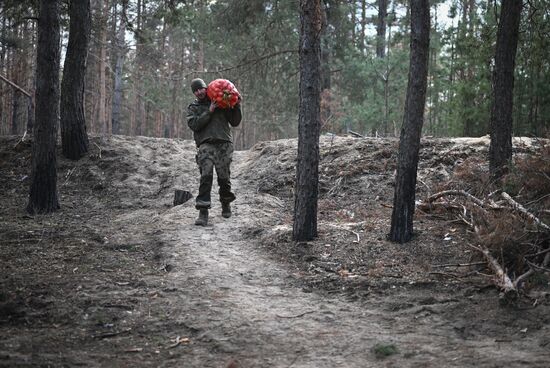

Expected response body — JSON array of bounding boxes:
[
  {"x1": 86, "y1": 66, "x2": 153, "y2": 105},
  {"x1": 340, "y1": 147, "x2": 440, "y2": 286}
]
[{"x1": 187, "y1": 78, "x2": 242, "y2": 226}]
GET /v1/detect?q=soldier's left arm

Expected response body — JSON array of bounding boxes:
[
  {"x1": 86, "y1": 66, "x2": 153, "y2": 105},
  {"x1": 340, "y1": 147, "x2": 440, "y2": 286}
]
[{"x1": 226, "y1": 104, "x2": 242, "y2": 127}]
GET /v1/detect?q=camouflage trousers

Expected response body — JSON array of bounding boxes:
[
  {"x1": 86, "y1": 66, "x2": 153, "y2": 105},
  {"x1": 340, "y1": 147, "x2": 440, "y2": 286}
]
[{"x1": 195, "y1": 142, "x2": 236, "y2": 209}]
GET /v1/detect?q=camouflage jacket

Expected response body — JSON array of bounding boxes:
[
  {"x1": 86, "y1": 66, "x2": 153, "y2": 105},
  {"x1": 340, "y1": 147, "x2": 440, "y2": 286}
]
[{"x1": 186, "y1": 98, "x2": 242, "y2": 147}]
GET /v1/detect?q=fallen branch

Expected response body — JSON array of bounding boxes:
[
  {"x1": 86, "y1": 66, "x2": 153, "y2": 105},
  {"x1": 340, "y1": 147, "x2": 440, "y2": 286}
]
[
  {"x1": 432, "y1": 261, "x2": 487, "y2": 268},
  {"x1": 425, "y1": 190, "x2": 485, "y2": 208},
  {"x1": 469, "y1": 244, "x2": 516, "y2": 295},
  {"x1": 428, "y1": 271, "x2": 463, "y2": 280},
  {"x1": 124, "y1": 347, "x2": 143, "y2": 353},
  {"x1": 347, "y1": 129, "x2": 364, "y2": 138},
  {"x1": 515, "y1": 251, "x2": 550, "y2": 287},
  {"x1": 327, "y1": 177, "x2": 344, "y2": 196},
  {"x1": 13, "y1": 131, "x2": 30, "y2": 150},
  {"x1": 93, "y1": 142, "x2": 102, "y2": 159},
  {"x1": 526, "y1": 261, "x2": 550, "y2": 273},
  {"x1": 325, "y1": 223, "x2": 361, "y2": 243},
  {"x1": 276, "y1": 310, "x2": 315, "y2": 319},
  {"x1": 92, "y1": 328, "x2": 132, "y2": 339},
  {"x1": 417, "y1": 201, "x2": 462, "y2": 213},
  {"x1": 61, "y1": 167, "x2": 76, "y2": 187},
  {"x1": 0, "y1": 73, "x2": 32, "y2": 97},
  {"x1": 501, "y1": 192, "x2": 550, "y2": 231}
]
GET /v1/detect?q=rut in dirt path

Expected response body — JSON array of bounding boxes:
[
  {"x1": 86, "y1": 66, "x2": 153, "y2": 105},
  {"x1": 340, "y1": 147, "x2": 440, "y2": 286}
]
[{"x1": 147, "y1": 147, "x2": 549, "y2": 368}]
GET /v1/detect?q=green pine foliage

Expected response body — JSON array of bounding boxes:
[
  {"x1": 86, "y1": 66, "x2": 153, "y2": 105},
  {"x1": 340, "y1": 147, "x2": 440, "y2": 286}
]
[{"x1": 1, "y1": 0, "x2": 549, "y2": 140}]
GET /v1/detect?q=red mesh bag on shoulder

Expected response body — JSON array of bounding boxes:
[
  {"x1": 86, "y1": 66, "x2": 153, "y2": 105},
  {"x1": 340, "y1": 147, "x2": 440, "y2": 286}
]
[{"x1": 206, "y1": 79, "x2": 241, "y2": 109}]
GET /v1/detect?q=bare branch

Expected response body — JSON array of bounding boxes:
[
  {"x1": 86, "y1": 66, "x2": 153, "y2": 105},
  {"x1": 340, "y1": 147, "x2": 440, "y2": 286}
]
[
  {"x1": 0, "y1": 73, "x2": 32, "y2": 97},
  {"x1": 473, "y1": 244, "x2": 516, "y2": 295},
  {"x1": 501, "y1": 192, "x2": 550, "y2": 231},
  {"x1": 425, "y1": 190, "x2": 485, "y2": 208}
]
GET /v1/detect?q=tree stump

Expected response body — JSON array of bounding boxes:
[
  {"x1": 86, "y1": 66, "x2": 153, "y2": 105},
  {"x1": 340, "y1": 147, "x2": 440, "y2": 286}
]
[{"x1": 173, "y1": 189, "x2": 192, "y2": 206}]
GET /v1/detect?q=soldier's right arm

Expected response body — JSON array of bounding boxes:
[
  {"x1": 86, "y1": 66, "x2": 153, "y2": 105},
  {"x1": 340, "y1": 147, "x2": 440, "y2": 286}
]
[{"x1": 187, "y1": 104, "x2": 211, "y2": 132}]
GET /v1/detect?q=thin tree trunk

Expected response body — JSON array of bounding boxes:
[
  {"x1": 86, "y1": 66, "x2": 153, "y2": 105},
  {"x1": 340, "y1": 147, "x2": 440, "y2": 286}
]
[
  {"x1": 23, "y1": 20, "x2": 35, "y2": 135},
  {"x1": 350, "y1": 0, "x2": 356, "y2": 43},
  {"x1": 293, "y1": 0, "x2": 322, "y2": 241},
  {"x1": 27, "y1": 0, "x2": 61, "y2": 214},
  {"x1": 360, "y1": 0, "x2": 366, "y2": 54},
  {"x1": 489, "y1": 0, "x2": 522, "y2": 179},
  {"x1": 111, "y1": 0, "x2": 127, "y2": 135},
  {"x1": 133, "y1": 0, "x2": 145, "y2": 136},
  {"x1": 0, "y1": 14, "x2": 5, "y2": 133},
  {"x1": 320, "y1": 1, "x2": 331, "y2": 128},
  {"x1": 389, "y1": 0, "x2": 430, "y2": 243},
  {"x1": 376, "y1": 0, "x2": 388, "y2": 58},
  {"x1": 98, "y1": 0, "x2": 108, "y2": 134},
  {"x1": 61, "y1": 0, "x2": 91, "y2": 160},
  {"x1": 11, "y1": 91, "x2": 19, "y2": 135},
  {"x1": 383, "y1": 74, "x2": 389, "y2": 135}
]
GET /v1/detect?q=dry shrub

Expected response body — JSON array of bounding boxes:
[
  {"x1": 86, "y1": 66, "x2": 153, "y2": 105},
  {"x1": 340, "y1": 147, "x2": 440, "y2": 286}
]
[
  {"x1": 427, "y1": 147, "x2": 549, "y2": 283},
  {"x1": 429, "y1": 157, "x2": 490, "y2": 197},
  {"x1": 474, "y1": 210, "x2": 535, "y2": 273},
  {"x1": 451, "y1": 157, "x2": 490, "y2": 196},
  {"x1": 504, "y1": 144, "x2": 550, "y2": 202}
]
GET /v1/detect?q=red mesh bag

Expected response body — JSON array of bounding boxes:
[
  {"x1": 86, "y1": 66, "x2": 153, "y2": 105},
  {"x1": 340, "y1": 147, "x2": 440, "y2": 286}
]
[{"x1": 206, "y1": 79, "x2": 241, "y2": 109}]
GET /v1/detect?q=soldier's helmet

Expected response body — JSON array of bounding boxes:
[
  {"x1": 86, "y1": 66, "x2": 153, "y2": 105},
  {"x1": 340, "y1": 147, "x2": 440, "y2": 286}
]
[{"x1": 191, "y1": 78, "x2": 207, "y2": 92}]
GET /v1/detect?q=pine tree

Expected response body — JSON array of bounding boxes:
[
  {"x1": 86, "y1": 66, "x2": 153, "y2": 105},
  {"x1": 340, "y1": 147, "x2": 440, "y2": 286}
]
[
  {"x1": 60, "y1": 0, "x2": 91, "y2": 160},
  {"x1": 27, "y1": 0, "x2": 61, "y2": 214},
  {"x1": 293, "y1": 0, "x2": 322, "y2": 241},
  {"x1": 489, "y1": 0, "x2": 522, "y2": 179},
  {"x1": 389, "y1": 0, "x2": 430, "y2": 243}
]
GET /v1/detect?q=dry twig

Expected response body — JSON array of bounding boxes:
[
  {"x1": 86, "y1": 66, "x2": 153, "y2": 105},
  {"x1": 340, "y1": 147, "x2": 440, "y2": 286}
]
[
  {"x1": 432, "y1": 261, "x2": 487, "y2": 268},
  {"x1": 167, "y1": 336, "x2": 190, "y2": 349},
  {"x1": 324, "y1": 223, "x2": 361, "y2": 243}
]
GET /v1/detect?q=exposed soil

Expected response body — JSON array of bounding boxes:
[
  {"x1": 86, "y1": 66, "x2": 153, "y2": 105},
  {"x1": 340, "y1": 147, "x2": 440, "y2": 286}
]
[{"x1": 1, "y1": 134, "x2": 549, "y2": 367}]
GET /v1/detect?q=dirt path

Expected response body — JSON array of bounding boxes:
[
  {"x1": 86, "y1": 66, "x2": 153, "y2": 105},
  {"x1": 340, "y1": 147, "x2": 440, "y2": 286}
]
[
  {"x1": 147, "y1": 148, "x2": 550, "y2": 367},
  {"x1": 1, "y1": 135, "x2": 549, "y2": 367}
]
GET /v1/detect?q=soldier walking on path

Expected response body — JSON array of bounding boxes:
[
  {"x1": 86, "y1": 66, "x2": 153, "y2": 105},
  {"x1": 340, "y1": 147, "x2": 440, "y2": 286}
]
[{"x1": 186, "y1": 78, "x2": 242, "y2": 226}]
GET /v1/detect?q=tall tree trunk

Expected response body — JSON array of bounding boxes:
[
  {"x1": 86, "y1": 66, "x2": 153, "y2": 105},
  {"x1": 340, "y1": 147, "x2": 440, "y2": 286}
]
[
  {"x1": 460, "y1": 0, "x2": 475, "y2": 136},
  {"x1": 61, "y1": 0, "x2": 91, "y2": 160},
  {"x1": 376, "y1": 0, "x2": 388, "y2": 58},
  {"x1": 389, "y1": 0, "x2": 430, "y2": 243},
  {"x1": 27, "y1": 93, "x2": 34, "y2": 135},
  {"x1": 98, "y1": 0, "x2": 108, "y2": 134},
  {"x1": 293, "y1": 0, "x2": 322, "y2": 241},
  {"x1": 320, "y1": 1, "x2": 331, "y2": 129},
  {"x1": 11, "y1": 91, "x2": 19, "y2": 135},
  {"x1": 133, "y1": 0, "x2": 145, "y2": 136},
  {"x1": 0, "y1": 14, "x2": 5, "y2": 133},
  {"x1": 111, "y1": 0, "x2": 127, "y2": 135},
  {"x1": 27, "y1": 0, "x2": 61, "y2": 214},
  {"x1": 23, "y1": 21, "x2": 35, "y2": 135},
  {"x1": 489, "y1": 0, "x2": 522, "y2": 179}
]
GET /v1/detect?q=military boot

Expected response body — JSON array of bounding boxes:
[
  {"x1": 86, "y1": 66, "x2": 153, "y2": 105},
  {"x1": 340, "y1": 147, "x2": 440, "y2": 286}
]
[
  {"x1": 195, "y1": 209, "x2": 208, "y2": 226},
  {"x1": 221, "y1": 203, "x2": 231, "y2": 218}
]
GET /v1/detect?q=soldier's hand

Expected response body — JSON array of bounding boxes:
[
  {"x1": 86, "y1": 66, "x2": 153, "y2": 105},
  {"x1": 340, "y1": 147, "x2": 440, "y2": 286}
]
[{"x1": 209, "y1": 101, "x2": 217, "y2": 112}]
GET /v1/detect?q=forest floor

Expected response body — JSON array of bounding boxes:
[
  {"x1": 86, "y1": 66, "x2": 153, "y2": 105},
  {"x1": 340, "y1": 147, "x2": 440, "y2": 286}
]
[{"x1": 1, "y1": 134, "x2": 549, "y2": 368}]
